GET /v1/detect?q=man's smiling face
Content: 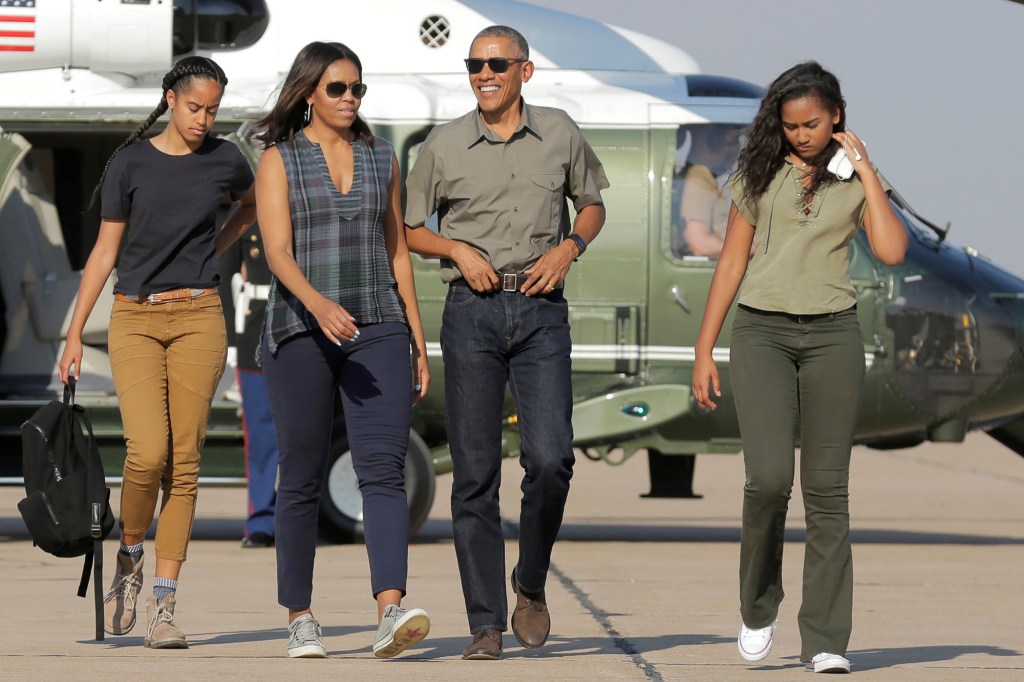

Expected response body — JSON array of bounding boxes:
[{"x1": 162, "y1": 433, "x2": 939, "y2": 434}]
[{"x1": 468, "y1": 35, "x2": 533, "y2": 118}]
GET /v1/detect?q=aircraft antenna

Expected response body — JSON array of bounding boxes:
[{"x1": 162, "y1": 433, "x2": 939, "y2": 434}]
[{"x1": 889, "y1": 187, "x2": 950, "y2": 243}]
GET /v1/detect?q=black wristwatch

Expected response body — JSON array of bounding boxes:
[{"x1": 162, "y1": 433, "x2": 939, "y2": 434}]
[{"x1": 567, "y1": 234, "x2": 587, "y2": 259}]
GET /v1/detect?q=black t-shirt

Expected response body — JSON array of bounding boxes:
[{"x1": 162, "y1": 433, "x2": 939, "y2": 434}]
[{"x1": 102, "y1": 137, "x2": 254, "y2": 296}]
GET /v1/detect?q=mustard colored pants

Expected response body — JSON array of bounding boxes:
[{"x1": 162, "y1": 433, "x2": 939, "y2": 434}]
[{"x1": 107, "y1": 295, "x2": 227, "y2": 561}]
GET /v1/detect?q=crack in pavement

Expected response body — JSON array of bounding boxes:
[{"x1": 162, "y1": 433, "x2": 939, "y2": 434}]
[
  {"x1": 549, "y1": 562, "x2": 664, "y2": 681},
  {"x1": 501, "y1": 518, "x2": 662, "y2": 680}
]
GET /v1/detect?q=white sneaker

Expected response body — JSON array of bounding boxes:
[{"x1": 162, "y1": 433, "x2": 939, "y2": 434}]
[
  {"x1": 738, "y1": 620, "x2": 776, "y2": 661},
  {"x1": 287, "y1": 613, "x2": 327, "y2": 658},
  {"x1": 372, "y1": 604, "x2": 431, "y2": 658},
  {"x1": 806, "y1": 653, "x2": 851, "y2": 673}
]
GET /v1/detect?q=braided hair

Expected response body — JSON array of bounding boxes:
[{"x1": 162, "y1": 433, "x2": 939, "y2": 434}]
[
  {"x1": 734, "y1": 61, "x2": 847, "y2": 205},
  {"x1": 256, "y1": 41, "x2": 374, "y2": 149},
  {"x1": 88, "y1": 56, "x2": 229, "y2": 210}
]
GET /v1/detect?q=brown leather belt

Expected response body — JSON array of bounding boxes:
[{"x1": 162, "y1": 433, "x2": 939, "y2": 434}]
[
  {"x1": 450, "y1": 272, "x2": 563, "y2": 294},
  {"x1": 115, "y1": 288, "x2": 218, "y2": 304}
]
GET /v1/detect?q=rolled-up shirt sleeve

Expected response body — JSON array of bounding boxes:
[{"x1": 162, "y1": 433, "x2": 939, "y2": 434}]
[
  {"x1": 404, "y1": 136, "x2": 444, "y2": 228},
  {"x1": 567, "y1": 121, "x2": 609, "y2": 212}
]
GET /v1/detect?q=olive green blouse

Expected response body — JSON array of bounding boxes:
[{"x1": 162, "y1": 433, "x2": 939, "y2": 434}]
[{"x1": 728, "y1": 158, "x2": 891, "y2": 314}]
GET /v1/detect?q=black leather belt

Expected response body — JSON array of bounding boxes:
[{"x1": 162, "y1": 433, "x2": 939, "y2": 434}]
[{"x1": 738, "y1": 303, "x2": 856, "y2": 323}]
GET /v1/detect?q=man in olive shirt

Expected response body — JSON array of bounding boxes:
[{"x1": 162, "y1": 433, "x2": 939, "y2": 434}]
[{"x1": 405, "y1": 25, "x2": 608, "y2": 661}]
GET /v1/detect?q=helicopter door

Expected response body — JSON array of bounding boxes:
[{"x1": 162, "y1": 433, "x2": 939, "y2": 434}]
[
  {"x1": 0, "y1": 131, "x2": 114, "y2": 392},
  {"x1": 0, "y1": 131, "x2": 32, "y2": 369},
  {"x1": 646, "y1": 122, "x2": 746, "y2": 375},
  {"x1": 566, "y1": 128, "x2": 646, "y2": 375},
  {"x1": 0, "y1": 131, "x2": 31, "y2": 210},
  {"x1": 568, "y1": 304, "x2": 640, "y2": 374}
]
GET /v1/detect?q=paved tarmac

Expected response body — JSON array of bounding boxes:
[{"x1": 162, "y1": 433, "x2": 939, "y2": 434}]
[{"x1": 1, "y1": 433, "x2": 1022, "y2": 680}]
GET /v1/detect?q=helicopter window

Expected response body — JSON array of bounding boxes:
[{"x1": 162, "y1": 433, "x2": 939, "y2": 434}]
[
  {"x1": 670, "y1": 123, "x2": 743, "y2": 260},
  {"x1": 173, "y1": 0, "x2": 270, "y2": 56}
]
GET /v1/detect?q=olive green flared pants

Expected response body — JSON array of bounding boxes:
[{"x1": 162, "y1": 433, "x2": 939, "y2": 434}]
[{"x1": 729, "y1": 304, "x2": 864, "y2": 662}]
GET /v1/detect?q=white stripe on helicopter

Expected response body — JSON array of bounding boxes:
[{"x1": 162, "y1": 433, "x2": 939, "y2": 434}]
[{"x1": 424, "y1": 343, "x2": 876, "y2": 369}]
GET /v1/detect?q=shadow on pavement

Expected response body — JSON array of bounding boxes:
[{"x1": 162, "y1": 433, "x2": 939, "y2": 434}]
[
  {"x1": 76, "y1": 624, "x2": 363, "y2": 649},
  {"x1": 849, "y1": 645, "x2": 1022, "y2": 671},
  {"x1": 326, "y1": 632, "x2": 734, "y2": 659},
  {"x1": 2, "y1": 516, "x2": 1022, "y2": 546},
  {"x1": 552, "y1": 524, "x2": 1024, "y2": 546}
]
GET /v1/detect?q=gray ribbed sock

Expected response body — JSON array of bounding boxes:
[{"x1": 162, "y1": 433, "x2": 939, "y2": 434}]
[
  {"x1": 119, "y1": 541, "x2": 143, "y2": 558},
  {"x1": 153, "y1": 577, "x2": 177, "y2": 601}
]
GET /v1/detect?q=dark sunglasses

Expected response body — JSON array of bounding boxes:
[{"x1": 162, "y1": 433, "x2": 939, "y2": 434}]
[
  {"x1": 464, "y1": 57, "x2": 526, "y2": 74},
  {"x1": 319, "y1": 81, "x2": 368, "y2": 98}
]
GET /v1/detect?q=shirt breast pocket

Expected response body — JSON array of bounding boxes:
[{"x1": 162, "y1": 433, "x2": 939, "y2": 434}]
[{"x1": 529, "y1": 173, "x2": 565, "y2": 233}]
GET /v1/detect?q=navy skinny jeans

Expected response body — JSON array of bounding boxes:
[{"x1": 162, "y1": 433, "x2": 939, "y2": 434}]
[
  {"x1": 261, "y1": 322, "x2": 412, "y2": 609},
  {"x1": 441, "y1": 284, "x2": 575, "y2": 634}
]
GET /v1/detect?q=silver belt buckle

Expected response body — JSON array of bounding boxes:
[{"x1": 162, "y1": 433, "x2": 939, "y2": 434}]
[{"x1": 502, "y1": 273, "x2": 518, "y2": 292}]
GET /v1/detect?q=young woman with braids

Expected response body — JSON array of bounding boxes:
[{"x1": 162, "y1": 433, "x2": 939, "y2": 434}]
[
  {"x1": 692, "y1": 62, "x2": 908, "y2": 674},
  {"x1": 58, "y1": 56, "x2": 256, "y2": 648},
  {"x1": 253, "y1": 41, "x2": 430, "y2": 659}
]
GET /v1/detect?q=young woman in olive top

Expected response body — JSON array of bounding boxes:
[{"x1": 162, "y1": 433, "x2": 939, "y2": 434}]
[
  {"x1": 58, "y1": 56, "x2": 256, "y2": 649},
  {"x1": 692, "y1": 61, "x2": 907, "y2": 674}
]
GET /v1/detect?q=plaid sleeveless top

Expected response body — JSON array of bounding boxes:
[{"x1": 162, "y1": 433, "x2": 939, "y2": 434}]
[{"x1": 261, "y1": 131, "x2": 406, "y2": 360}]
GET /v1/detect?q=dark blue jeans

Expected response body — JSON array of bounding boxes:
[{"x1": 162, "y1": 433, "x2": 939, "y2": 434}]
[
  {"x1": 261, "y1": 322, "x2": 412, "y2": 609},
  {"x1": 441, "y1": 284, "x2": 575, "y2": 634}
]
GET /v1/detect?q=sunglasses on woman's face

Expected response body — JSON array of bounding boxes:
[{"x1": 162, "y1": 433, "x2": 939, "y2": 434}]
[
  {"x1": 464, "y1": 57, "x2": 526, "y2": 74},
  {"x1": 319, "y1": 81, "x2": 368, "y2": 99}
]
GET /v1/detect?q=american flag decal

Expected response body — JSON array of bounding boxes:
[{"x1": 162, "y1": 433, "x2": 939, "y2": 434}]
[{"x1": 0, "y1": 0, "x2": 36, "y2": 53}]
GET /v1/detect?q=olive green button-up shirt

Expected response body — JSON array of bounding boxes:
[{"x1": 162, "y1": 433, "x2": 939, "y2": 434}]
[
  {"x1": 728, "y1": 158, "x2": 892, "y2": 314},
  {"x1": 404, "y1": 101, "x2": 609, "y2": 283}
]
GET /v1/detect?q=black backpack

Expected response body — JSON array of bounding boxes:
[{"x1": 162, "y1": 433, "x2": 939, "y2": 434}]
[{"x1": 17, "y1": 378, "x2": 115, "y2": 640}]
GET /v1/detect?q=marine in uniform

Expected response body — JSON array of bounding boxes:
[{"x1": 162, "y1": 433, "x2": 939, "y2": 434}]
[{"x1": 230, "y1": 225, "x2": 278, "y2": 548}]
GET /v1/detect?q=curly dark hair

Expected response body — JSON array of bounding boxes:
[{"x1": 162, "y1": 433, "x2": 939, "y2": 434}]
[
  {"x1": 735, "y1": 61, "x2": 846, "y2": 205},
  {"x1": 255, "y1": 41, "x2": 374, "y2": 149},
  {"x1": 88, "y1": 56, "x2": 229, "y2": 210}
]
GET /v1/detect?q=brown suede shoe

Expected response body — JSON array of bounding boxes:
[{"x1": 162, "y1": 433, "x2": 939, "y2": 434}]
[
  {"x1": 143, "y1": 594, "x2": 188, "y2": 649},
  {"x1": 462, "y1": 629, "x2": 503, "y2": 660},
  {"x1": 511, "y1": 568, "x2": 550, "y2": 648},
  {"x1": 103, "y1": 552, "x2": 144, "y2": 635}
]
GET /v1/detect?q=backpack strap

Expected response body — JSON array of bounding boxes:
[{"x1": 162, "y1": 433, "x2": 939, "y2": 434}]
[
  {"x1": 69, "y1": 388, "x2": 112, "y2": 641},
  {"x1": 77, "y1": 551, "x2": 93, "y2": 598},
  {"x1": 76, "y1": 545, "x2": 105, "y2": 640},
  {"x1": 93, "y1": 538, "x2": 104, "y2": 641},
  {"x1": 73, "y1": 403, "x2": 108, "y2": 541},
  {"x1": 64, "y1": 375, "x2": 76, "y2": 406}
]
